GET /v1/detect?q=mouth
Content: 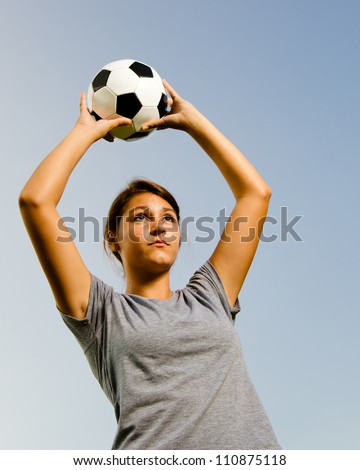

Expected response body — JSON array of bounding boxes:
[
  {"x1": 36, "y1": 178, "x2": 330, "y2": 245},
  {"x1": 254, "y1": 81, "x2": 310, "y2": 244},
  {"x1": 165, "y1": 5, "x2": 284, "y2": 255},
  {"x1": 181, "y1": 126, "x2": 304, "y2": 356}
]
[{"x1": 149, "y1": 239, "x2": 169, "y2": 246}]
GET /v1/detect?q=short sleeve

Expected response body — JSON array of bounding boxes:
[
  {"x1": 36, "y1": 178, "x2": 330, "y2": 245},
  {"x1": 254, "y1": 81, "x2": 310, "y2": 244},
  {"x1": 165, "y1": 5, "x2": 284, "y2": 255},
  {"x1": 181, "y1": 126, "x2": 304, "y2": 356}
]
[
  {"x1": 58, "y1": 274, "x2": 117, "y2": 404},
  {"x1": 186, "y1": 260, "x2": 241, "y2": 320},
  {"x1": 58, "y1": 273, "x2": 114, "y2": 352}
]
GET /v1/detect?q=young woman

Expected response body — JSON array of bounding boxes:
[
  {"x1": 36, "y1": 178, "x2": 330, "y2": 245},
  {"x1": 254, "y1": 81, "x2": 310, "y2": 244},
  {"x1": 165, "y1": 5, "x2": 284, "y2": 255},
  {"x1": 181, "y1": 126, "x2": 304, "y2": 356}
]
[{"x1": 19, "y1": 81, "x2": 280, "y2": 450}]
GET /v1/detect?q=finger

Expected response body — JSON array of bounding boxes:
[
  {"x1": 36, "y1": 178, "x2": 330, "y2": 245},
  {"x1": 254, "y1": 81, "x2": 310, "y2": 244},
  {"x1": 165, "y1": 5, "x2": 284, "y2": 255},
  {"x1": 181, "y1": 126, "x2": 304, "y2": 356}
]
[
  {"x1": 79, "y1": 92, "x2": 88, "y2": 114},
  {"x1": 140, "y1": 117, "x2": 165, "y2": 131},
  {"x1": 165, "y1": 93, "x2": 173, "y2": 110},
  {"x1": 162, "y1": 80, "x2": 180, "y2": 100},
  {"x1": 108, "y1": 116, "x2": 132, "y2": 129}
]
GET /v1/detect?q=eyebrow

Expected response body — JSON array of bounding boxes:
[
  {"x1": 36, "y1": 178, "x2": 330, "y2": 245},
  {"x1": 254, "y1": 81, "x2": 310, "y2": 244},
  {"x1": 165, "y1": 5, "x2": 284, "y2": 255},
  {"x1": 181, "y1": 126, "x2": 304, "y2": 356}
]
[{"x1": 130, "y1": 206, "x2": 176, "y2": 214}]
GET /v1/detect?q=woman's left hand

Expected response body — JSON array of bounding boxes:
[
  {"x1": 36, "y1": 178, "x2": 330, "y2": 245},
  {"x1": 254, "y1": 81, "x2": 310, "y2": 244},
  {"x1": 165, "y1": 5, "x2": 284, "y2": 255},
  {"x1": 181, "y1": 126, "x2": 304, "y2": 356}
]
[{"x1": 141, "y1": 80, "x2": 199, "y2": 132}]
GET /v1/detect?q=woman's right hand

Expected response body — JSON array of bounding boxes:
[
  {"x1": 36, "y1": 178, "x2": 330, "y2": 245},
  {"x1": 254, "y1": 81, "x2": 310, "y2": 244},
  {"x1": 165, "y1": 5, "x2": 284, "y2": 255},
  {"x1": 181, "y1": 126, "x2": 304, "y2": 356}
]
[{"x1": 75, "y1": 92, "x2": 132, "y2": 143}]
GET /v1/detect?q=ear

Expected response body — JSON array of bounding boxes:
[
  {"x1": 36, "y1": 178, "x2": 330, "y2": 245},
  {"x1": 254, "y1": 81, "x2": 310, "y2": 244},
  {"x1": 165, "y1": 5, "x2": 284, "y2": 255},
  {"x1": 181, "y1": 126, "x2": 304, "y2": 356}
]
[
  {"x1": 106, "y1": 231, "x2": 121, "y2": 253},
  {"x1": 108, "y1": 241, "x2": 120, "y2": 253}
]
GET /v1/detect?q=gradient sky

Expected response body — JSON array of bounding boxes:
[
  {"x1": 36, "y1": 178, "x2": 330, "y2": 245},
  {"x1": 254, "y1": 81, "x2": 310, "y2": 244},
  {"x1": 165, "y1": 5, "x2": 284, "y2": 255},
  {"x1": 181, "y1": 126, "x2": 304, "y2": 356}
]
[{"x1": 1, "y1": 0, "x2": 359, "y2": 450}]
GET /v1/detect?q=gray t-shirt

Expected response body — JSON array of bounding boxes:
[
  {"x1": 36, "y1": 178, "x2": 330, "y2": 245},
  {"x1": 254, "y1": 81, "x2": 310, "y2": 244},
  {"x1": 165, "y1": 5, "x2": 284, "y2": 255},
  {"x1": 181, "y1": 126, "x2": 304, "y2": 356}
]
[{"x1": 60, "y1": 260, "x2": 280, "y2": 450}]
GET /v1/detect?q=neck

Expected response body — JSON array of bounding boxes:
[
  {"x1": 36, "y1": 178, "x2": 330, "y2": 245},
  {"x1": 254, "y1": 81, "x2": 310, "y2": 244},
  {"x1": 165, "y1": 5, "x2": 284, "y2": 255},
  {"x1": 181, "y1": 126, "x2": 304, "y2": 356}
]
[{"x1": 124, "y1": 269, "x2": 173, "y2": 300}]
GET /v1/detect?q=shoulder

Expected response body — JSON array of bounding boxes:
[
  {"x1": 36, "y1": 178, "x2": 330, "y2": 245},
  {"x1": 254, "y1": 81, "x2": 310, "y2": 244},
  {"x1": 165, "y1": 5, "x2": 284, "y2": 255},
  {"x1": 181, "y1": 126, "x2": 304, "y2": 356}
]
[
  {"x1": 59, "y1": 273, "x2": 117, "y2": 330},
  {"x1": 185, "y1": 260, "x2": 241, "y2": 318}
]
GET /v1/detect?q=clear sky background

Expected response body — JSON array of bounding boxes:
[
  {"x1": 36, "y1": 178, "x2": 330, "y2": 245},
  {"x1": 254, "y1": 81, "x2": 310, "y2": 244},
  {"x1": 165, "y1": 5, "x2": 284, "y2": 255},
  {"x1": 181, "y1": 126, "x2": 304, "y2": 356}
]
[{"x1": 1, "y1": 0, "x2": 359, "y2": 450}]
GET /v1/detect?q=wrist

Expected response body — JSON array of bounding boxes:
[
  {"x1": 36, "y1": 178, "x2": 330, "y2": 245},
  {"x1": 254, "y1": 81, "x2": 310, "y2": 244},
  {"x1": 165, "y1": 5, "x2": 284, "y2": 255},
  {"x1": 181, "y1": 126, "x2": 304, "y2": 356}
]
[
  {"x1": 184, "y1": 108, "x2": 212, "y2": 137},
  {"x1": 71, "y1": 124, "x2": 100, "y2": 146}
]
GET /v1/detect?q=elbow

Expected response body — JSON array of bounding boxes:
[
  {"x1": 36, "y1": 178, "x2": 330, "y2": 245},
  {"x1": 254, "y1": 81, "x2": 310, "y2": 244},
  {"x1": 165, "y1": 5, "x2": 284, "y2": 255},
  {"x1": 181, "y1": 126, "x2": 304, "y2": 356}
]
[
  {"x1": 249, "y1": 184, "x2": 272, "y2": 200},
  {"x1": 262, "y1": 185, "x2": 272, "y2": 199},
  {"x1": 18, "y1": 189, "x2": 42, "y2": 211},
  {"x1": 19, "y1": 187, "x2": 57, "y2": 213},
  {"x1": 235, "y1": 185, "x2": 272, "y2": 201},
  {"x1": 18, "y1": 192, "x2": 30, "y2": 210}
]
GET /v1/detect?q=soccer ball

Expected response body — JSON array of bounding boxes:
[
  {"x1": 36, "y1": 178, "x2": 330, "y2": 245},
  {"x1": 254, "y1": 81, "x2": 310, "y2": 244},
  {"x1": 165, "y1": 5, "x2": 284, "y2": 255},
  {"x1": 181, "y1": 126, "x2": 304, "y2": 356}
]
[{"x1": 87, "y1": 59, "x2": 168, "y2": 141}]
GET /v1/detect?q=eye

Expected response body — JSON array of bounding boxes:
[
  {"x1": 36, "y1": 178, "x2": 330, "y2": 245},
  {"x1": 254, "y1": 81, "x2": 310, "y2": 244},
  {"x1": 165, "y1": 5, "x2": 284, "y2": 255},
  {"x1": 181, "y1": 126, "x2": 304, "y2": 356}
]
[
  {"x1": 133, "y1": 213, "x2": 147, "y2": 221},
  {"x1": 163, "y1": 214, "x2": 177, "y2": 223}
]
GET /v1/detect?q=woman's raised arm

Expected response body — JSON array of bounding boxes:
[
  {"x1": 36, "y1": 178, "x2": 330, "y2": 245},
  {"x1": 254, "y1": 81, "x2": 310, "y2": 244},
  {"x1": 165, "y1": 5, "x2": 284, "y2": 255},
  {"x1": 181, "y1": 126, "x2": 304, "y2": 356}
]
[
  {"x1": 19, "y1": 93, "x2": 131, "y2": 319},
  {"x1": 142, "y1": 81, "x2": 272, "y2": 307}
]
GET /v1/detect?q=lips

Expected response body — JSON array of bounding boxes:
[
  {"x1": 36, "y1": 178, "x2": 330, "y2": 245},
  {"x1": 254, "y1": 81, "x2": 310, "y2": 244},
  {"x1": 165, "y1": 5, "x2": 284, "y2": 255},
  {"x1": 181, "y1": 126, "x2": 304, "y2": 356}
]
[{"x1": 149, "y1": 239, "x2": 169, "y2": 246}]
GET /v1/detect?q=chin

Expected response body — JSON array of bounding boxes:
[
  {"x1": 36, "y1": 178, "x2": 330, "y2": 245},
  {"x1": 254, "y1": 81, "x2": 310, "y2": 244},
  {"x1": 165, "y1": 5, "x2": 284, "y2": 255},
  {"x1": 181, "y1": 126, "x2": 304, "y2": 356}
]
[
  {"x1": 149, "y1": 260, "x2": 175, "y2": 273},
  {"x1": 144, "y1": 255, "x2": 177, "y2": 273}
]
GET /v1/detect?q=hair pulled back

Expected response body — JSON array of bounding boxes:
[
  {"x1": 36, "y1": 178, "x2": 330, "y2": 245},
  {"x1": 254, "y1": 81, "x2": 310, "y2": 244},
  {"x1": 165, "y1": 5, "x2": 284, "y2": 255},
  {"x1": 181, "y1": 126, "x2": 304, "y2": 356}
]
[{"x1": 104, "y1": 179, "x2": 180, "y2": 265}]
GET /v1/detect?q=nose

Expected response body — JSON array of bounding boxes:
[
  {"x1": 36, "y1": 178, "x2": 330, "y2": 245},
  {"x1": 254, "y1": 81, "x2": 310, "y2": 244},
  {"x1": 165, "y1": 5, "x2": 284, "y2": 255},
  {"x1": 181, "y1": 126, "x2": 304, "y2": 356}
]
[{"x1": 149, "y1": 217, "x2": 166, "y2": 236}]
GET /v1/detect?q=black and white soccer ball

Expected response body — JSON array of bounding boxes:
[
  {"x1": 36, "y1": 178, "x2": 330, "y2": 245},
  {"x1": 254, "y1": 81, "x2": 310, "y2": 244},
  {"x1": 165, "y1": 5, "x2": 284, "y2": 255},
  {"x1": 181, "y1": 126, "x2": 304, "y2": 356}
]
[{"x1": 87, "y1": 59, "x2": 168, "y2": 141}]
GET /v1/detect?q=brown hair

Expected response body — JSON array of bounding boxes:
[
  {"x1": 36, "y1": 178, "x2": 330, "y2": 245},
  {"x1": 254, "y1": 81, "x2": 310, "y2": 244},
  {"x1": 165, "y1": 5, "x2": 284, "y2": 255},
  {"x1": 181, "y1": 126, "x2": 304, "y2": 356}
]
[{"x1": 104, "y1": 178, "x2": 181, "y2": 265}]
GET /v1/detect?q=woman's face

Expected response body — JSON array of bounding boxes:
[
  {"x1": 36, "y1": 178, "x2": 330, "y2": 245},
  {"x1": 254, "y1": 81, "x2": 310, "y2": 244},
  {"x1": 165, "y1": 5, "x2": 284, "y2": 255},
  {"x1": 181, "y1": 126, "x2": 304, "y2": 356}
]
[{"x1": 115, "y1": 192, "x2": 181, "y2": 275}]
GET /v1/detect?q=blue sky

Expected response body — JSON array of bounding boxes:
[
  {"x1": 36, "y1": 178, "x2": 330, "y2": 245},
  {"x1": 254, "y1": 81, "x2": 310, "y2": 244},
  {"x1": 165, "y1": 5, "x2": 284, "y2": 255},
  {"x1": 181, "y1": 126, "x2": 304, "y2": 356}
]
[{"x1": 1, "y1": 0, "x2": 359, "y2": 449}]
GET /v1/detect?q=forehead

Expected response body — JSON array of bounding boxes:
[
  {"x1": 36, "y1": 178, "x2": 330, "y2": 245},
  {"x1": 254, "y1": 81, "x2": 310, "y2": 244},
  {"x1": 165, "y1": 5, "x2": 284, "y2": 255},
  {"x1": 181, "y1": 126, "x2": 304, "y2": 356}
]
[{"x1": 123, "y1": 192, "x2": 175, "y2": 213}]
